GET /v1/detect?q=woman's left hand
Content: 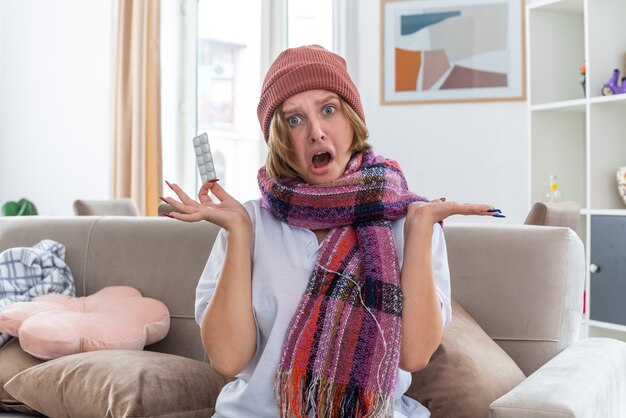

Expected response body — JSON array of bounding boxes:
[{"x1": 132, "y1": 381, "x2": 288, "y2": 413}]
[
  {"x1": 406, "y1": 198, "x2": 503, "y2": 227},
  {"x1": 399, "y1": 198, "x2": 503, "y2": 371}
]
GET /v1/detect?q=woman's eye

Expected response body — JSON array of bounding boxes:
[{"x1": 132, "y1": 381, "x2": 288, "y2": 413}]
[
  {"x1": 323, "y1": 106, "x2": 335, "y2": 115},
  {"x1": 286, "y1": 115, "x2": 301, "y2": 125}
]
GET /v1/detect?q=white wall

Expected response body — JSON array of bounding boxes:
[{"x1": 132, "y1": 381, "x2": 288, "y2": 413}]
[
  {"x1": 0, "y1": 0, "x2": 113, "y2": 216},
  {"x1": 0, "y1": 0, "x2": 530, "y2": 221},
  {"x1": 355, "y1": 0, "x2": 529, "y2": 223}
]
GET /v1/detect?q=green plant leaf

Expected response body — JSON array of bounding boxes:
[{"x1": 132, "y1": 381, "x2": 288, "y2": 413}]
[{"x1": 1, "y1": 201, "x2": 19, "y2": 216}]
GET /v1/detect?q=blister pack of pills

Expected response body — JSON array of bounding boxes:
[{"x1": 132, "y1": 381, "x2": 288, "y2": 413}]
[{"x1": 192, "y1": 133, "x2": 217, "y2": 183}]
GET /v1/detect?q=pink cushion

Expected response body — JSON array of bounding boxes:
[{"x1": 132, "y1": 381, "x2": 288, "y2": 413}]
[{"x1": 0, "y1": 286, "x2": 170, "y2": 360}]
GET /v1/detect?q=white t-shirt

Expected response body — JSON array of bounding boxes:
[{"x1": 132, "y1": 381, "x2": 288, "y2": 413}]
[{"x1": 195, "y1": 199, "x2": 451, "y2": 418}]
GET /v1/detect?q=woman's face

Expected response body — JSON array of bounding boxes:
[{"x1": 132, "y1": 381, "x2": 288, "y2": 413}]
[{"x1": 281, "y1": 89, "x2": 354, "y2": 185}]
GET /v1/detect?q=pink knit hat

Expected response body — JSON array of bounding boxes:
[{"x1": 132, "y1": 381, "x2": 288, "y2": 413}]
[{"x1": 257, "y1": 45, "x2": 365, "y2": 142}]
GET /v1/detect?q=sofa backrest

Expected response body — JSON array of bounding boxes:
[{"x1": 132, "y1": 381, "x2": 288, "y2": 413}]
[
  {"x1": 0, "y1": 218, "x2": 586, "y2": 375},
  {"x1": 0, "y1": 216, "x2": 219, "y2": 362},
  {"x1": 443, "y1": 224, "x2": 585, "y2": 376}
]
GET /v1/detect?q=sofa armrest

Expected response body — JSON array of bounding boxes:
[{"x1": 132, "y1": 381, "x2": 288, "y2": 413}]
[
  {"x1": 490, "y1": 338, "x2": 626, "y2": 418},
  {"x1": 444, "y1": 224, "x2": 585, "y2": 376}
]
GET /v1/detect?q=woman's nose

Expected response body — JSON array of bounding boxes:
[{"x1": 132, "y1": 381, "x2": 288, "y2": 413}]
[{"x1": 309, "y1": 117, "x2": 325, "y2": 143}]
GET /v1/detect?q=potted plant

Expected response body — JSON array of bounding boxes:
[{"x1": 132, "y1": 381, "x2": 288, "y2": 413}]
[{"x1": 1, "y1": 198, "x2": 38, "y2": 216}]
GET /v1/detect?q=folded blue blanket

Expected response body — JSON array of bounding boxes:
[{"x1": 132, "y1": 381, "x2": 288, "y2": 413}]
[{"x1": 0, "y1": 239, "x2": 76, "y2": 347}]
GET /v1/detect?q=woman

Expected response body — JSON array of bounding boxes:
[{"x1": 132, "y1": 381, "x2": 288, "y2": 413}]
[{"x1": 163, "y1": 45, "x2": 503, "y2": 418}]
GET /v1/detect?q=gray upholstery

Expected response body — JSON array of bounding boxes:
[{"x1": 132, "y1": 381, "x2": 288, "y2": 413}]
[
  {"x1": 444, "y1": 224, "x2": 585, "y2": 376},
  {"x1": 491, "y1": 337, "x2": 626, "y2": 418},
  {"x1": 0, "y1": 216, "x2": 218, "y2": 361},
  {"x1": 524, "y1": 201, "x2": 581, "y2": 230},
  {"x1": 73, "y1": 199, "x2": 141, "y2": 216},
  {"x1": 0, "y1": 217, "x2": 624, "y2": 417},
  {"x1": 157, "y1": 201, "x2": 177, "y2": 216}
]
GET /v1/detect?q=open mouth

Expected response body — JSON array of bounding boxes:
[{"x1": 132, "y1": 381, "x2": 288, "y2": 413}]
[{"x1": 312, "y1": 151, "x2": 332, "y2": 169}]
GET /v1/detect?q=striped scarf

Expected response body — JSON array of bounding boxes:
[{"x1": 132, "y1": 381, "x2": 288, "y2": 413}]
[{"x1": 258, "y1": 149, "x2": 426, "y2": 417}]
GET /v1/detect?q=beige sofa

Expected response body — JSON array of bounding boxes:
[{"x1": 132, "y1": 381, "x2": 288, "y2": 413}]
[{"x1": 0, "y1": 216, "x2": 624, "y2": 417}]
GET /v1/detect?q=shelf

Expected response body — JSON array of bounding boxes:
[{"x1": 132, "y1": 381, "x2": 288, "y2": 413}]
[
  {"x1": 530, "y1": 99, "x2": 586, "y2": 112},
  {"x1": 530, "y1": 111, "x2": 586, "y2": 205},
  {"x1": 528, "y1": 0, "x2": 583, "y2": 14},
  {"x1": 587, "y1": 209, "x2": 626, "y2": 216},
  {"x1": 528, "y1": 5, "x2": 585, "y2": 105},
  {"x1": 589, "y1": 103, "x2": 626, "y2": 210},
  {"x1": 529, "y1": 95, "x2": 626, "y2": 111},
  {"x1": 590, "y1": 94, "x2": 626, "y2": 105},
  {"x1": 587, "y1": 0, "x2": 626, "y2": 97},
  {"x1": 529, "y1": 0, "x2": 626, "y2": 338},
  {"x1": 586, "y1": 320, "x2": 626, "y2": 333}
]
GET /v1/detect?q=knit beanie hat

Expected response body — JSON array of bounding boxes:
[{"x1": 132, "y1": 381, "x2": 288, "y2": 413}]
[{"x1": 257, "y1": 45, "x2": 365, "y2": 142}]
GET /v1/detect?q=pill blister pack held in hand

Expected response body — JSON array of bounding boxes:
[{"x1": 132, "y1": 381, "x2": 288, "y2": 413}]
[{"x1": 192, "y1": 133, "x2": 217, "y2": 183}]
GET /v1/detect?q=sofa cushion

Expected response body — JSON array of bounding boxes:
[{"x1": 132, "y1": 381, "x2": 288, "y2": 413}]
[
  {"x1": 407, "y1": 300, "x2": 526, "y2": 418},
  {"x1": 0, "y1": 286, "x2": 170, "y2": 360},
  {"x1": 5, "y1": 350, "x2": 228, "y2": 417},
  {"x1": 0, "y1": 338, "x2": 42, "y2": 414}
]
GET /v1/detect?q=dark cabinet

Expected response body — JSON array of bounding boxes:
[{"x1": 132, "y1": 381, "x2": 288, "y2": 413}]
[{"x1": 590, "y1": 215, "x2": 626, "y2": 326}]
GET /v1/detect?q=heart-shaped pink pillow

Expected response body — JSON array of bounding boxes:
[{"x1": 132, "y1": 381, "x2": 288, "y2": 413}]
[{"x1": 0, "y1": 286, "x2": 170, "y2": 360}]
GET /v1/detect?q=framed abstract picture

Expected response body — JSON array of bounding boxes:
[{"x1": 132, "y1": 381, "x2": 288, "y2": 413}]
[{"x1": 381, "y1": 0, "x2": 525, "y2": 104}]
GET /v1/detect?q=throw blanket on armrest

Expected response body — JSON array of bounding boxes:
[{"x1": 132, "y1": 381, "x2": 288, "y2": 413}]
[{"x1": 0, "y1": 239, "x2": 76, "y2": 347}]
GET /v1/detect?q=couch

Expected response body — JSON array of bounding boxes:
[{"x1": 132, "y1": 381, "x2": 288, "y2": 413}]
[{"x1": 0, "y1": 216, "x2": 624, "y2": 417}]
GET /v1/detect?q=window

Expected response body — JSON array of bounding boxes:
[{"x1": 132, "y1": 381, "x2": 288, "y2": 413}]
[
  {"x1": 162, "y1": 0, "x2": 338, "y2": 202},
  {"x1": 287, "y1": 0, "x2": 333, "y2": 50},
  {"x1": 195, "y1": 0, "x2": 264, "y2": 202}
]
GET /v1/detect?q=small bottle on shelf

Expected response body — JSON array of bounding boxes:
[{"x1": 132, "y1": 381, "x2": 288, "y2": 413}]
[
  {"x1": 546, "y1": 174, "x2": 562, "y2": 202},
  {"x1": 580, "y1": 63, "x2": 586, "y2": 97}
]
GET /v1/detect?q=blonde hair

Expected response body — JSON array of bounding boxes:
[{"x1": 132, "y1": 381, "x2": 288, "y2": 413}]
[{"x1": 265, "y1": 98, "x2": 370, "y2": 180}]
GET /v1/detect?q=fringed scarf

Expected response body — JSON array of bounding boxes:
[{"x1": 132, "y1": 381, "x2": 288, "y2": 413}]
[{"x1": 258, "y1": 149, "x2": 427, "y2": 418}]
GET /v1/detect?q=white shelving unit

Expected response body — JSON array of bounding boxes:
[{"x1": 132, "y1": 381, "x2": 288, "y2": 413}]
[{"x1": 527, "y1": 0, "x2": 626, "y2": 341}]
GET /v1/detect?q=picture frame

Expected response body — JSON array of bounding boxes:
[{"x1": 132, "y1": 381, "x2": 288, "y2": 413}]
[{"x1": 381, "y1": 0, "x2": 526, "y2": 104}]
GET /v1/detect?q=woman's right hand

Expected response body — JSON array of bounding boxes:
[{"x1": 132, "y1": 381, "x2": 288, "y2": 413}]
[
  {"x1": 161, "y1": 180, "x2": 251, "y2": 231},
  {"x1": 163, "y1": 179, "x2": 256, "y2": 377}
]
